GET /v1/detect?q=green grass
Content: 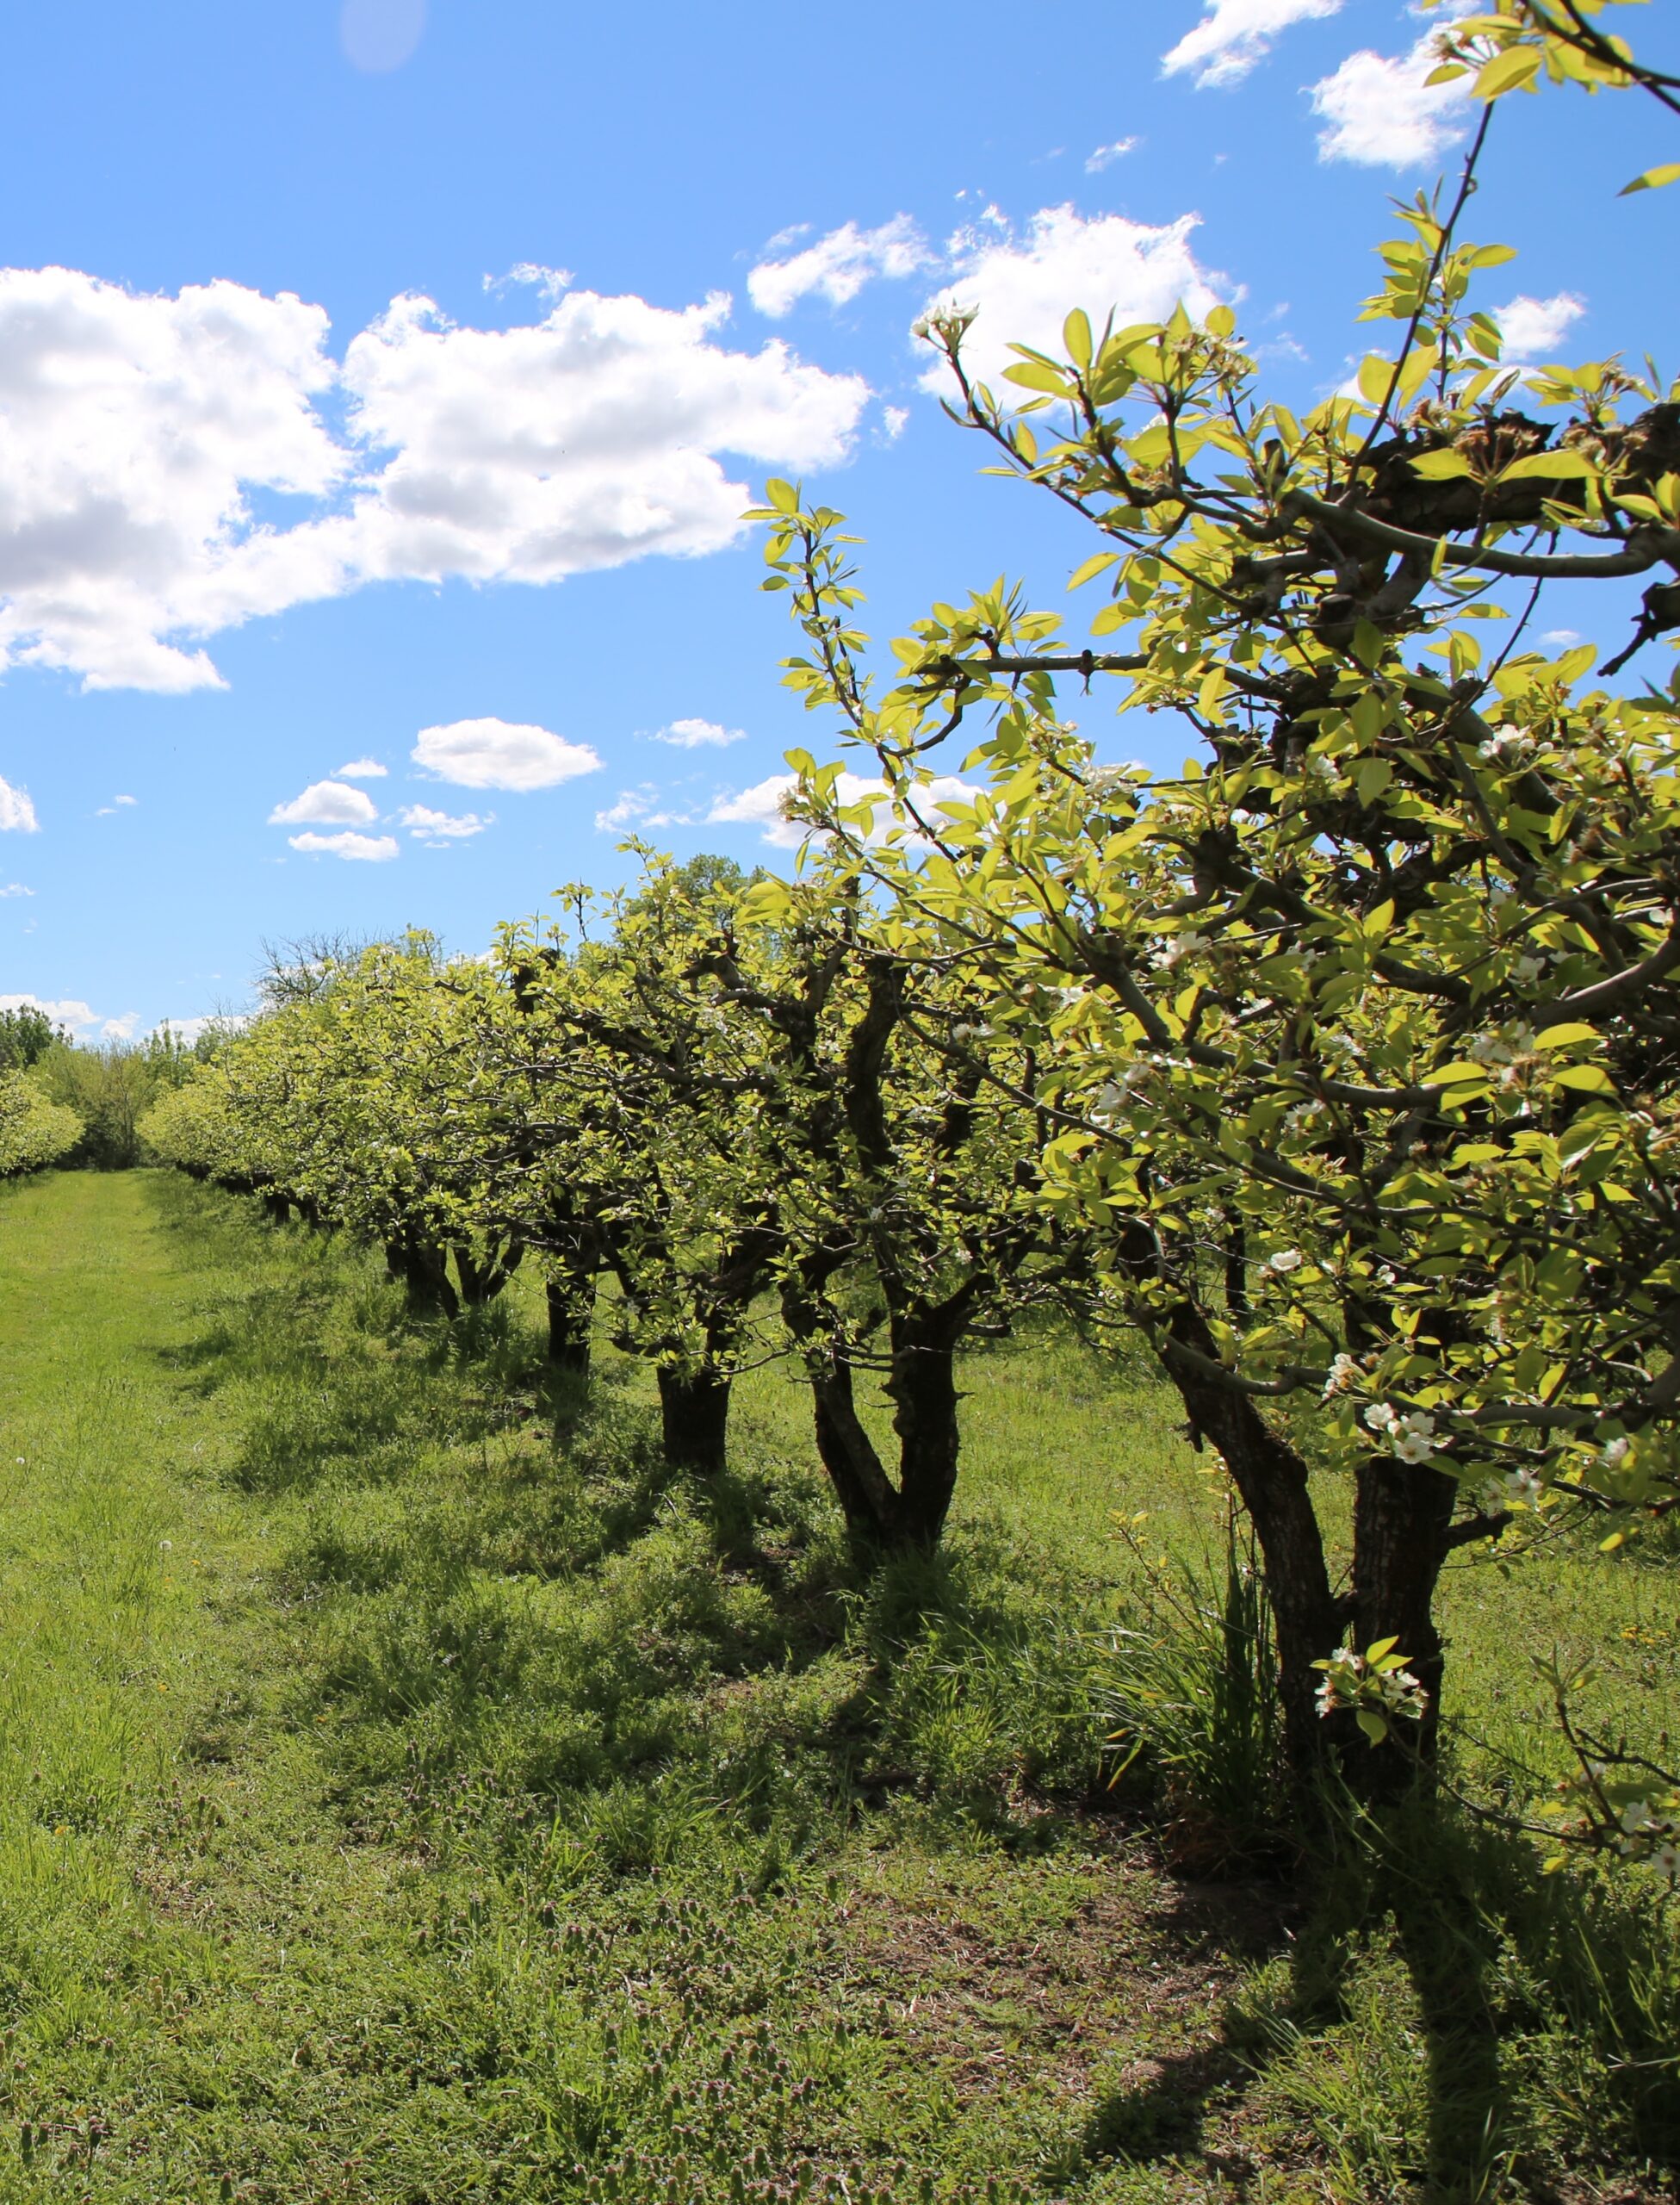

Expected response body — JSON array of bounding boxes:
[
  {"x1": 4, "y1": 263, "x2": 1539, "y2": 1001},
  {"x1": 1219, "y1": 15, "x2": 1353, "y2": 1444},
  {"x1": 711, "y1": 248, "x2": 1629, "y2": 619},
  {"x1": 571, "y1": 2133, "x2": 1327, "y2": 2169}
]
[{"x1": 0, "y1": 1170, "x2": 1672, "y2": 2203}]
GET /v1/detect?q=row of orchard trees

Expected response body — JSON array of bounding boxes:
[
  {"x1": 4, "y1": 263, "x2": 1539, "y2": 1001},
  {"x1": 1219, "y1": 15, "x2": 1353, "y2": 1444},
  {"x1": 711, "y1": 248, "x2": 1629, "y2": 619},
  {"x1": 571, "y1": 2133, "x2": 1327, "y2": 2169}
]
[
  {"x1": 140, "y1": 866, "x2": 1051, "y2": 1555},
  {"x1": 147, "y1": 5, "x2": 1680, "y2": 1856}
]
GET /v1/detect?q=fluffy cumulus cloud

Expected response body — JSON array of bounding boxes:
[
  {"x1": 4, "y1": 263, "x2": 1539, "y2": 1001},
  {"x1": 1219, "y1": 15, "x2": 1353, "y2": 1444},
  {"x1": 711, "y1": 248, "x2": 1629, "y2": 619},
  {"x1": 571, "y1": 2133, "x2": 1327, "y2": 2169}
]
[
  {"x1": 653, "y1": 717, "x2": 745, "y2": 749},
  {"x1": 1162, "y1": 0, "x2": 1342, "y2": 87},
  {"x1": 707, "y1": 770, "x2": 975, "y2": 849},
  {"x1": 0, "y1": 266, "x2": 870, "y2": 693},
  {"x1": 921, "y1": 205, "x2": 1224, "y2": 393},
  {"x1": 412, "y1": 717, "x2": 600, "y2": 791},
  {"x1": 339, "y1": 286, "x2": 865, "y2": 587},
  {"x1": 268, "y1": 779, "x2": 379, "y2": 826},
  {"x1": 288, "y1": 829, "x2": 400, "y2": 861},
  {"x1": 399, "y1": 803, "x2": 492, "y2": 842},
  {"x1": 0, "y1": 778, "x2": 39, "y2": 833},
  {"x1": 1311, "y1": 32, "x2": 1470, "y2": 166},
  {"x1": 0, "y1": 268, "x2": 346, "y2": 692},
  {"x1": 748, "y1": 217, "x2": 934, "y2": 318},
  {"x1": 334, "y1": 755, "x2": 387, "y2": 779}
]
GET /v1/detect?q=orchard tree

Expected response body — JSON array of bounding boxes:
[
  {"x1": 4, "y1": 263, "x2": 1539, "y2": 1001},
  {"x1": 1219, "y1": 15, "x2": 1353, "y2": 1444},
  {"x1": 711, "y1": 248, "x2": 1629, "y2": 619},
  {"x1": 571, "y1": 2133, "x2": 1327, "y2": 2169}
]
[{"x1": 754, "y1": 0, "x2": 1680, "y2": 1798}]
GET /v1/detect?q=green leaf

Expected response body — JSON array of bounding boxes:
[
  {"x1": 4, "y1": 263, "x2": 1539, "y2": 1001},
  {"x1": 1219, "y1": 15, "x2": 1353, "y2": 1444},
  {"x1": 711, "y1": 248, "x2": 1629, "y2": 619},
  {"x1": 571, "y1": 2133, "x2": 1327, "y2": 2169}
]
[
  {"x1": 1409, "y1": 449, "x2": 1475, "y2": 481},
  {"x1": 1535, "y1": 1023, "x2": 1601, "y2": 1050},
  {"x1": 1499, "y1": 450, "x2": 1596, "y2": 482},
  {"x1": 763, "y1": 478, "x2": 799, "y2": 513},
  {"x1": 1068, "y1": 552, "x2": 1120, "y2": 591},
  {"x1": 1355, "y1": 1710, "x2": 1390, "y2": 1745},
  {"x1": 1063, "y1": 309, "x2": 1094, "y2": 370},
  {"x1": 1550, "y1": 1065, "x2": 1615, "y2": 1092},
  {"x1": 1001, "y1": 362, "x2": 1072, "y2": 395},
  {"x1": 1620, "y1": 163, "x2": 1680, "y2": 197},
  {"x1": 1473, "y1": 46, "x2": 1542, "y2": 99}
]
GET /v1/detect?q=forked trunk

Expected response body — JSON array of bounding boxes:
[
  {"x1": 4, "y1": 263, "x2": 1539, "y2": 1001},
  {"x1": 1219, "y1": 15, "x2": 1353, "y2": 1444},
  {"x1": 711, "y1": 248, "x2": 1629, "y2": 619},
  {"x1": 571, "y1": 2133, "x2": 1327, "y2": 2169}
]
[
  {"x1": 453, "y1": 1237, "x2": 524, "y2": 1308},
  {"x1": 803, "y1": 1326, "x2": 963, "y2": 1556}
]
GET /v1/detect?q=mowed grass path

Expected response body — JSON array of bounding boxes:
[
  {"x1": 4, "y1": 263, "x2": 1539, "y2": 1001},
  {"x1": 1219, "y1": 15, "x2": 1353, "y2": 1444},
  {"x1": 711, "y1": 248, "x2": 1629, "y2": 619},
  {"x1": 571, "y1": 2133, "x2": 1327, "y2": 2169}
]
[
  {"x1": 0, "y1": 1171, "x2": 1673, "y2": 2205},
  {"x1": 0, "y1": 1172, "x2": 1255, "y2": 2205},
  {"x1": 0, "y1": 1170, "x2": 493, "y2": 2201}
]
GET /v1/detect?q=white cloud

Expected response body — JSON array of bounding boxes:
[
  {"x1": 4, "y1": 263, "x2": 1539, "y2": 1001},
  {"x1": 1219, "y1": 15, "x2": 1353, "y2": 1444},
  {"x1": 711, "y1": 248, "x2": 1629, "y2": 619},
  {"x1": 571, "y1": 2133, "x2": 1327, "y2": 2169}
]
[
  {"x1": 412, "y1": 717, "x2": 601, "y2": 791},
  {"x1": 1542, "y1": 629, "x2": 1582, "y2": 647},
  {"x1": 883, "y1": 404, "x2": 909, "y2": 440},
  {"x1": 595, "y1": 784, "x2": 698, "y2": 835},
  {"x1": 0, "y1": 268, "x2": 870, "y2": 693},
  {"x1": 748, "y1": 216, "x2": 935, "y2": 318},
  {"x1": 653, "y1": 717, "x2": 745, "y2": 750},
  {"x1": 96, "y1": 793, "x2": 139, "y2": 817},
  {"x1": 288, "y1": 829, "x2": 400, "y2": 861},
  {"x1": 0, "y1": 267, "x2": 345, "y2": 693},
  {"x1": 1495, "y1": 292, "x2": 1585, "y2": 360},
  {"x1": 0, "y1": 883, "x2": 32, "y2": 897},
  {"x1": 268, "y1": 779, "x2": 380, "y2": 826},
  {"x1": 1311, "y1": 33, "x2": 1470, "y2": 167},
  {"x1": 399, "y1": 803, "x2": 493, "y2": 841},
  {"x1": 1085, "y1": 139, "x2": 1139, "y2": 173},
  {"x1": 921, "y1": 205, "x2": 1224, "y2": 394},
  {"x1": 1162, "y1": 0, "x2": 1342, "y2": 87},
  {"x1": 0, "y1": 779, "x2": 39, "y2": 833},
  {"x1": 115, "y1": 792, "x2": 137, "y2": 805},
  {"x1": 0, "y1": 991, "x2": 133, "y2": 1039},
  {"x1": 707, "y1": 770, "x2": 976, "y2": 849},
  {"x1": 334, "y1": 756, "x2": 388, "y2": 778},
  {"x1": 338, "y1": 287, "x2": 866, "y2": 590}
]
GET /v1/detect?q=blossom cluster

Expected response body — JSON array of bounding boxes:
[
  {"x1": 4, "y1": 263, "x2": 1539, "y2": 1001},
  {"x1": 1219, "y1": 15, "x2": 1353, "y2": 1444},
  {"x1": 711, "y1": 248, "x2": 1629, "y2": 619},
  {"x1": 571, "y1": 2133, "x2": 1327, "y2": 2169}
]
[{"x1": 1313, "y1": 1637, "x2": 1429, "y2": 1745}]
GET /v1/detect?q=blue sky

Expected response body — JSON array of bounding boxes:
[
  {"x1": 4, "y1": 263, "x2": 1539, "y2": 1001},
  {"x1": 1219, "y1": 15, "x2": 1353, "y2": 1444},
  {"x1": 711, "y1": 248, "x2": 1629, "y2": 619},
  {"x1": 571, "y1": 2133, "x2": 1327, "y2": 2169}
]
[{"x1": 0, "y1": 0, "x2": 1671, "y2": 1038}]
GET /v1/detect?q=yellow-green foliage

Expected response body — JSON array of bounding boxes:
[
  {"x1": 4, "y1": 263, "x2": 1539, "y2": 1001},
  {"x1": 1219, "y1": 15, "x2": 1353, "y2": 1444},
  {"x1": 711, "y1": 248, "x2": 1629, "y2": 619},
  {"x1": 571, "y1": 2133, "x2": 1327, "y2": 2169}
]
[{"x1": 0, "y1": 1071, "x2": 80, "y2": 1177}]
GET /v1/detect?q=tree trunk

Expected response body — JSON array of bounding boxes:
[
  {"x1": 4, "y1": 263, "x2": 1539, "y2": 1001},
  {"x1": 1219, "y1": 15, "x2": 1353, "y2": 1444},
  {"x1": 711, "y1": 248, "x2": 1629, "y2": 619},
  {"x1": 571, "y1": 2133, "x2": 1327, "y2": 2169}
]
[
  {"x1": 656, "y1": 1366, "x2": 731, "y2": 1477},
  {"x1": 260, "y1": 1190, "x2": 292, "y2": 1224},
  {"x1": 883, "y1": 1320, "x2": 961, "y2": 1550},
  {"x1": 387, "y1": 1235, "x2": 459, "y2": 1320},
  {"x1": 1159, "y1": 1309, "x2": 1341, "y2": 1790},
  {"x1": 546, "y1": 1276, "x2": 595, "y2": 1377},
  {"x1": 1346, "y1": 1455, "x2": 1457, "y2": 1800},
  {"x1": 453, "y1": 1236, "x2": 524, "y2": 1307},
  {"x1": 810, "y1": 1359, "x2": 901, "y2": 1546}
]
